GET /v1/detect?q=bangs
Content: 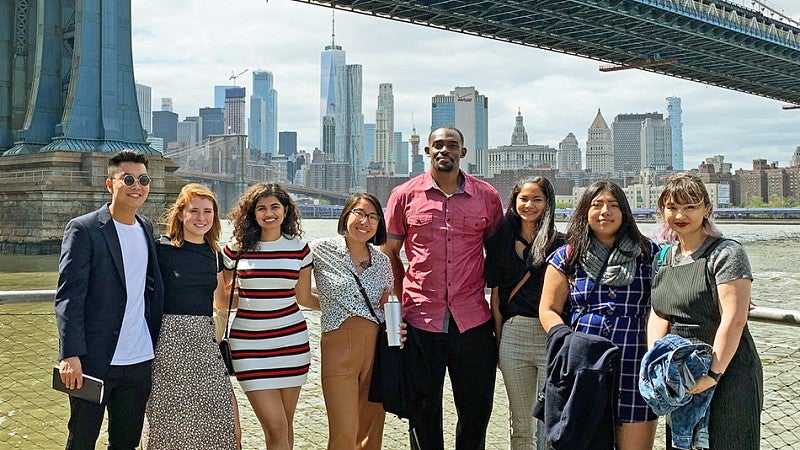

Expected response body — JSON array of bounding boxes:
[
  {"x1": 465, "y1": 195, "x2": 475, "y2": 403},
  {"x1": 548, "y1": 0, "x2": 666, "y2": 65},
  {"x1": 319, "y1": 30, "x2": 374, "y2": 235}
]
[{"x1": 661, "y1": 181, "x2": 705, "y2": 207}]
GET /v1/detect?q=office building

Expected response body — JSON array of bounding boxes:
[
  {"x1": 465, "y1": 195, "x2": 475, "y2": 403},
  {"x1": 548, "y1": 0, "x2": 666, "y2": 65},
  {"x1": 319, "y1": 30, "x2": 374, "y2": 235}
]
[
  {"x1": 334, "y1": 64, "x2": 365, "y2": 189},
  {"x1": 586, "y1": 109, "x2": 613, "y2": 174},
  {"x1": 394, "y1": 131, "x2": 408, "y2": 175},
  {"x1": 224, "y1": 87, "x2": 246, "y2": 135},
  {"x1": 373, "y1": 83, "x2": 394, "y2": 174},
  {"x1": 214, "y1": 85, "x2": 236, "y2": 110},
  {"x1": 612, "y1": 112, "x2": 663, "y2": 174},
  {"x1": 250, "y1": 70, "x2": 277, "y2": 157},
  {"x1": 320, "y1": 21, "x2": 346, "y2": 150},
  {"x1": 177, "y1": 120, "x2": 198, "y2": 147},
  {"x1": 152, "y1": 110, "x2": 178, "y2": 147},
  {"x1": 199, "y1": 107, "x2": 224, "y2": 140},
  {"x1": 161, "y1": 97, "x2": 173, "y2": 112},
  {"x1": 184, "y1": 116, "x2": 203, "y2": 143},
  {"x1": 279, "y1": 131, "x2": 298, "y2": 157},
  {"x1": 486, "y1": 110, "x2": 556, "y2": 178},
  {"x1": 558, "y1": 132, "x2": 582, "y2": 173},
  {"x1": 363, "y1": 123, "x2": 376, "y2": 167},
  {"x1": 409, "y1": 126, "x2": 424, "y2": 176},
  {"x1": 135, "y1": 83, "x2": 152, "y2": 134},
  {"x1": 667, "y1": 96, "x2": 684, "y2": 170},
  {"x1": 431, "y1": 86, "x2": 489, "y2": 175},
  {"x1": 641, "y1": 117, "x2": 672, "y2": 172}
]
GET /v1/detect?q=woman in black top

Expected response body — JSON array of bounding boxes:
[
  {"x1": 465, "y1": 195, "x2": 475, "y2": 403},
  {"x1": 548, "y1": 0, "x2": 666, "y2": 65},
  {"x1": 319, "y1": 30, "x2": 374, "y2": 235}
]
[
  {"x1": 142, "y1": 183, "x2": 240, "y2": 449},
  {"x1": 485, "y1": 177, "x2": 564, "y2": 449}
]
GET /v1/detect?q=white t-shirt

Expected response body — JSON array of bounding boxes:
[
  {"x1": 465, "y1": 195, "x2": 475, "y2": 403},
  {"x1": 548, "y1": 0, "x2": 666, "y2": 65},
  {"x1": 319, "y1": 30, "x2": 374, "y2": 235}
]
[{"x1": 110, "y1": 219, "x2": 154, "y2": 365}]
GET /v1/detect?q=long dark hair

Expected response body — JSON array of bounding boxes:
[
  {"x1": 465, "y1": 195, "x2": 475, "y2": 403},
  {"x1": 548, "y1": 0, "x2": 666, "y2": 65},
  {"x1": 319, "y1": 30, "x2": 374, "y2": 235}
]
[
  {"x1": 337, "y1": 192, "x2": 387, "y2": 245},
  {"x1": 228, "y1": 183, "x2": 302, "y2": 253},
  {"x1": 563, "y1": 180, "x2": 650, "y2": 275},
  {"x1": 487, "y1": 177, "x2": 558, "y2": 269}
]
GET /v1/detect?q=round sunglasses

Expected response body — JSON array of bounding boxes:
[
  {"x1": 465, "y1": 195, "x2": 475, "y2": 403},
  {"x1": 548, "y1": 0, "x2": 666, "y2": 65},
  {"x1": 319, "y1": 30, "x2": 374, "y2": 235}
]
[{"x1": 115, "y1": 174, "x2": 151, "y2": 187}]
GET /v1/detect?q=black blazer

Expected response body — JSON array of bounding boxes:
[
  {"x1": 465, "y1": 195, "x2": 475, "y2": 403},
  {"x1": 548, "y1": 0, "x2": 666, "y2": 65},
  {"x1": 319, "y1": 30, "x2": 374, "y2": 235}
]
[{"x1": 55, "y1": 203, "x2": 164, "y2": 378}]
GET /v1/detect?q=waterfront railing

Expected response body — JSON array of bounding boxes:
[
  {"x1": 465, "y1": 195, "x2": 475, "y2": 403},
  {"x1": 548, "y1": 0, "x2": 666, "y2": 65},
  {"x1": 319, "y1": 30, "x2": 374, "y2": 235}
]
[{"x1": 1, "y1": 291, "x2": 797, "y2": 449}]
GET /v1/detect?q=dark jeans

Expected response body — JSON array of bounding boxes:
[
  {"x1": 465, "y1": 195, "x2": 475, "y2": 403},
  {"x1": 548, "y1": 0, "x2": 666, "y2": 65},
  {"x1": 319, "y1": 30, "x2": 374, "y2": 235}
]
[
  {"x1": 65, "y1": 360, "x2": 152, "y2": 450},
  {"x1": 407, "y1": 318, "x2": 496, "y2": 450}
]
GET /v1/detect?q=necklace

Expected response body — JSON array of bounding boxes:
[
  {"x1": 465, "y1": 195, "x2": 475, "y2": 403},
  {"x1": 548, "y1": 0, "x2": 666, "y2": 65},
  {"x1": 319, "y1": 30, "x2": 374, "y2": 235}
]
[{"x1": 357, "y1": 258, "x2": 371, "y2": 270}]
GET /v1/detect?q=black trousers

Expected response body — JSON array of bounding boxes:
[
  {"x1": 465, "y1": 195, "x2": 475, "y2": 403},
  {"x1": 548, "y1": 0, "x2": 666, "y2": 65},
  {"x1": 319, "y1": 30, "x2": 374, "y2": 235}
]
[
  {"x1": 407, "y1": 318, "x2": 497, "y2": 450},
  {"x1": 65, "y1": 360, "x2": 152, "y2": 450}
]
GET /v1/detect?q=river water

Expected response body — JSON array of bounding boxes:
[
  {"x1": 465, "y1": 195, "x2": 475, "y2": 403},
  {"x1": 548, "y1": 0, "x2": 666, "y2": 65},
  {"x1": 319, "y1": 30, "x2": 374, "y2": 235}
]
[{"x1": 2, "y1": 220, "x2": 800, "y2": 314}]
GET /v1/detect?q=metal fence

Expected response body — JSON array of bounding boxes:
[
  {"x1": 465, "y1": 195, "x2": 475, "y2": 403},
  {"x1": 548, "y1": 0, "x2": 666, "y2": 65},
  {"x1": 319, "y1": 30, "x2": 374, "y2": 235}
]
[{"x1": 1, "y1": 300, "x2": 798, "y2": 449}]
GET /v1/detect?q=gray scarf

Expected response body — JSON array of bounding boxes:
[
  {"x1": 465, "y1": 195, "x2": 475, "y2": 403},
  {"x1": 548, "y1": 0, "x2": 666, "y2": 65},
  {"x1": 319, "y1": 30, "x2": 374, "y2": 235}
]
[{"x1": 580, "y1": 236, "x2": 641, "y2": 287}]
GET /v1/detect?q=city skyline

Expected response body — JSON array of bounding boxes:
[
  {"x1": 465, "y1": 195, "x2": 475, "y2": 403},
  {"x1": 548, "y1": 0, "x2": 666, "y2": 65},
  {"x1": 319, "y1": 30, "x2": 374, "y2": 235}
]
[{"x1": 131, "y1": 0, "x2": 800, "y2": 172}]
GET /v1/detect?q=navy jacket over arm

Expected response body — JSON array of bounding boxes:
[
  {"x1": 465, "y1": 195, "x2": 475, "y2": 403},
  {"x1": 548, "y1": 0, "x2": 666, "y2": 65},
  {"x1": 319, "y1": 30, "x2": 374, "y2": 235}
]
[
  {"x1": 55, "y1": 203, "x2": 164, "y2": 378},
  {"x1": 533, "y1": 324, "x2": 620, "y2": 450}
]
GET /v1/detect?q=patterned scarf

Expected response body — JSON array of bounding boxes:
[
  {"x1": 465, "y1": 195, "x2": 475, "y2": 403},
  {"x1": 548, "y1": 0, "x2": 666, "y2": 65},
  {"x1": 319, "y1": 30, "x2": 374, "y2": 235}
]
[{"x1": 580, "y1": 236, "x2": 641, "y2": 286}]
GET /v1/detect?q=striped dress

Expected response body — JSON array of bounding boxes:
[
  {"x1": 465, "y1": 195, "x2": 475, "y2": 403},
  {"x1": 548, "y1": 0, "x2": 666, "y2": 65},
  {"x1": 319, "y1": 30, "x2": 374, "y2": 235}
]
[{"x1": 223, "y1": 236, "x2": 312, "y2": 391}]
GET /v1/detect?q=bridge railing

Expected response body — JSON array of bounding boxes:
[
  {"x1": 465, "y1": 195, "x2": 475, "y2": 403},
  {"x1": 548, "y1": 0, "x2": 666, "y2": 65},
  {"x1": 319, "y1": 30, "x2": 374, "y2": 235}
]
[
  {"x1": 0, "y1": 169, "x2": 91, "y2": 185},
  {"x1": 1, "y1": 291, "x2": 797, "y2": 449},
  {"x1": 638, "y1": 0, "x2": 800, "y2": 49}
]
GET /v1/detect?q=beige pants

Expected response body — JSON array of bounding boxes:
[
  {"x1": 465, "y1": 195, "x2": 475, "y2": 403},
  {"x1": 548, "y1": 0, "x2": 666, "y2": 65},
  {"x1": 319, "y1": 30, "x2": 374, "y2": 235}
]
[{"x1": 321, "y1": 316, "x2": 385, "y2": 450}]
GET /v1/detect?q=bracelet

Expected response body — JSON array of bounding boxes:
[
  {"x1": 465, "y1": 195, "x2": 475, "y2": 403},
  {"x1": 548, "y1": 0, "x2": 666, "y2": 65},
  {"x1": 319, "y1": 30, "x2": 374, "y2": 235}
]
[{"x1": 707, "y1": 369, "x2": 723, "y2": 382}]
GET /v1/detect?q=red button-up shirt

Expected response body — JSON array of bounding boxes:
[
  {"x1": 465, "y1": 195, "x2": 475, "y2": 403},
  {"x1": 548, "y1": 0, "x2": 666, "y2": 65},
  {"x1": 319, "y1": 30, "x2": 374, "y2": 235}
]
[{"x1": 385, "y1": 171, "x2": 503, "y2": 333}]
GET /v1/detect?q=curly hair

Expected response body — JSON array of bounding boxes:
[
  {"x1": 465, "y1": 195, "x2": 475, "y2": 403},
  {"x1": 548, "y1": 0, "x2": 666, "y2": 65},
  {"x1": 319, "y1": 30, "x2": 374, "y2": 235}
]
[
  {"x1": 160, "y1": 183, "x2": 221, "y2": 248},
  {"x1": 563, "y1": 180, "x2": 650, "y2": 276},
  {"x1": 228, "y1": 183, "x2": 302, "y2": 252}
]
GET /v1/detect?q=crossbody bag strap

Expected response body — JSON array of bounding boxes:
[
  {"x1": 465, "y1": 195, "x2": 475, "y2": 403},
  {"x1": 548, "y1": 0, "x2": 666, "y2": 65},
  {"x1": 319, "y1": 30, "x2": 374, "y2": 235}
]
[
  {"x1": 507, "y1": 270, "x2": 532, "y2": 304},
  {"x1": 571, "y1": 248, "x2": 614, "y2": 330},
  {"x1": 348, "y1": 269, "x2": 379, "y2": 321},
  {"x1": 223, "y1": 255, "x2": 241, "y2": 340}
]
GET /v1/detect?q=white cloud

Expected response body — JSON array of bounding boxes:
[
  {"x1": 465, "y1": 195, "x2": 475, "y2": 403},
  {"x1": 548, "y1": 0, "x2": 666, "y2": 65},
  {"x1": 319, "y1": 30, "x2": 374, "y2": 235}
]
[{"x1": 131, "y1": 0, "x2": 800, "y2": 171}]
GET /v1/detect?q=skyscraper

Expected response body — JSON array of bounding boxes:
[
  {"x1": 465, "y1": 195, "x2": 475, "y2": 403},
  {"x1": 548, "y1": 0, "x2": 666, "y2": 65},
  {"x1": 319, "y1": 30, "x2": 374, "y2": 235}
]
[
  {"x1": 586, "y1": 109, "x2": 613, "y2": 174},
  {"x1": 667, "y1": 96, "x2": 684, "y2": 170},
  {"x1": 374, "y1": 83, "x2": 395, "y2": 174},
  {"x1": 250, "y1": 70, "x2": 277, "y2": 157},
  {"x1": 320, "y1": 16, "x2": 346, "y2": 151},
  {"x1": 185, "y1": 116, "x2": 203, "y2": 143},
  {"x1": 152, "y1": 110, "x2": 178, "y2": 147},
  {"x1": 279, "y1": 131, "x2": 298, "y2": 157},
  {"x1": 199, "y1": 107, "x2": 224, "y2": 139},
  {"x1": 363, "y1": 123, "x2": 376, "y2": 167},
  {"x1": 410, "y1": 125, "x2": 424, "y2": 176},
  {"x1": 214, "y1": 85, "x2": 236, "y2": 109},
  {"x1": 249, "y1": 95, "x2": 266, "y2": 153},
  {"x1": 394, "y1": 131, "x2": 409, "y2": 175},
  {"x1": 177, "y1": 120, "x2": 198, "y2": 146},
  {"x1": 641, "y1": 117, "x2": 673, "y2": 172},
  {"x1": 334, "y1": 64, "x2": 364, "y2": 189},
  {"x1": 161, "y1": 97, "x2": 173, "y2": 112},
  {"x1": 224, "y1": 87, "x2": 246, "y2": 134},
  {"x1": 431, "y1": 86, "x2": 489, "y2": 175},
  {"x1": 135, "y1": 83, "x2": 152, "y2": 134},
  {"x1": 558, "y1": 132, "x2": 582, "y2": 173},
  {"x1": 612, "y1": 112, "x2": 663, "y2": 174}
]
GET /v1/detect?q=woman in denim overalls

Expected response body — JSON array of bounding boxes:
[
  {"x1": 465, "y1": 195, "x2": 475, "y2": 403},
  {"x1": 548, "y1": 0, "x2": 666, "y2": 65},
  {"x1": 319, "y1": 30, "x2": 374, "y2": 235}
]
[{"x1": 648, "y1": 173, "x2": 762, "y2": 449}]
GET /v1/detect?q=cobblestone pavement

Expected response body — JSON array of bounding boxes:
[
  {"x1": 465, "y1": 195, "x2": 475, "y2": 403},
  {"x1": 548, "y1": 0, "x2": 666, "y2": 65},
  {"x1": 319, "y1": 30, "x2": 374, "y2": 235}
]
[{"x1": 234, "y1": 310, "x2": 512, "y2": 449}]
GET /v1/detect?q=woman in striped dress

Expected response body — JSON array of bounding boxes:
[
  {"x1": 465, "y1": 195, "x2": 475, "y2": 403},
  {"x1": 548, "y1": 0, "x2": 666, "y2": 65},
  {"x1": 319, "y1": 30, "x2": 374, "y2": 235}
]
[{"x1": 223, "y1": 183, "x2": 318, "y2": 450}]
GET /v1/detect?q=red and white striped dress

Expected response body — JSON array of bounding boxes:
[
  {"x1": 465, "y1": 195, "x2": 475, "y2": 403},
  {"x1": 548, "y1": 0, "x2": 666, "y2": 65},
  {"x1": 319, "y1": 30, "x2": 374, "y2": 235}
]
[{"x1": 223, "y1": 236, "x2": 312, "y2": 391}]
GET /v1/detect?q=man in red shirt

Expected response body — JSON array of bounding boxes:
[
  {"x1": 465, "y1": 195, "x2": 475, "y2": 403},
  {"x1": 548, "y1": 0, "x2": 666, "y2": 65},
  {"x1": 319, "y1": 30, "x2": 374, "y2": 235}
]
[{"x1": 383, "y1": 126, "x2": 503, "y2": 449}]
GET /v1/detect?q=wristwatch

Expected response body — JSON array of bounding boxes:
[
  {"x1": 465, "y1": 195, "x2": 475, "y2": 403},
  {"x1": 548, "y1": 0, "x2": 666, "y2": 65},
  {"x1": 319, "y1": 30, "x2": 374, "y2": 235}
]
[{"x1": 707, "y1": 369, "x2": 723, "y2": 382}]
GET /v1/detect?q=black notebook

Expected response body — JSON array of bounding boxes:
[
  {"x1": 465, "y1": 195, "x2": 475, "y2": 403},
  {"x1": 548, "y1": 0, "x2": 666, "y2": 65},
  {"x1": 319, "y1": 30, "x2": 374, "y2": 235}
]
[{"x1": 52, "y1": 366, "x2": 105, "y2": 404}]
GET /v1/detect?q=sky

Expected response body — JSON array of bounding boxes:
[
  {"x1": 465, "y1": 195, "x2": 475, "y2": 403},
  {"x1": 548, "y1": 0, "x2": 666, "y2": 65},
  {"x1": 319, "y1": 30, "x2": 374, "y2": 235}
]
[{"x1": 130, "y1": 0, "x2": 800, "y2": 172}]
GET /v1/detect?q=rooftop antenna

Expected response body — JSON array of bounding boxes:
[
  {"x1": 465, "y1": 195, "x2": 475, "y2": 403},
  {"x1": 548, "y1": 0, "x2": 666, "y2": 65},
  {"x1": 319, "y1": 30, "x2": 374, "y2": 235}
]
[{"x1": 331, "y1": 10, "x2": 336, "y2": 47}]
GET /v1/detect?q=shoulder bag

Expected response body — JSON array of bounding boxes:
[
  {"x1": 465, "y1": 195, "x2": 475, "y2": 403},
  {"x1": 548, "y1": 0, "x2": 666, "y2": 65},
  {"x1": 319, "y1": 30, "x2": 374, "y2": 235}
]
[
  {"x1": 348, "y1": 269, "x2": 411, "y2": 419},
  {"x1": 219, "y1": 255, "x2": 240, "y2": 375}
]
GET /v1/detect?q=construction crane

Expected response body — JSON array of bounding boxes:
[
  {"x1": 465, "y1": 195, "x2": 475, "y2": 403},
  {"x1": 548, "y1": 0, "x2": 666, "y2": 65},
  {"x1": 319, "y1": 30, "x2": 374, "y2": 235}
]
[{"x1": 229, "y1": 69, "x2": 249, "y2": 87}]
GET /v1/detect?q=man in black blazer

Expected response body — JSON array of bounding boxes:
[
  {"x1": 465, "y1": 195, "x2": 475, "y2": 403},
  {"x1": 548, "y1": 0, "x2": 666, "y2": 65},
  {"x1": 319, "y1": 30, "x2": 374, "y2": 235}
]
[{"x1": 55, "y1": 150, "x2": 164, "y2": 449}]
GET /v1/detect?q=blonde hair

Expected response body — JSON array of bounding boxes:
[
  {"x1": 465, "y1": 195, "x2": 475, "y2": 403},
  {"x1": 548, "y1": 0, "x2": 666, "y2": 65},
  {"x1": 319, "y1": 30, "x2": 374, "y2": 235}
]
[{"x1": 161, "y1": 183, "x2": 222, "y2": 248}]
